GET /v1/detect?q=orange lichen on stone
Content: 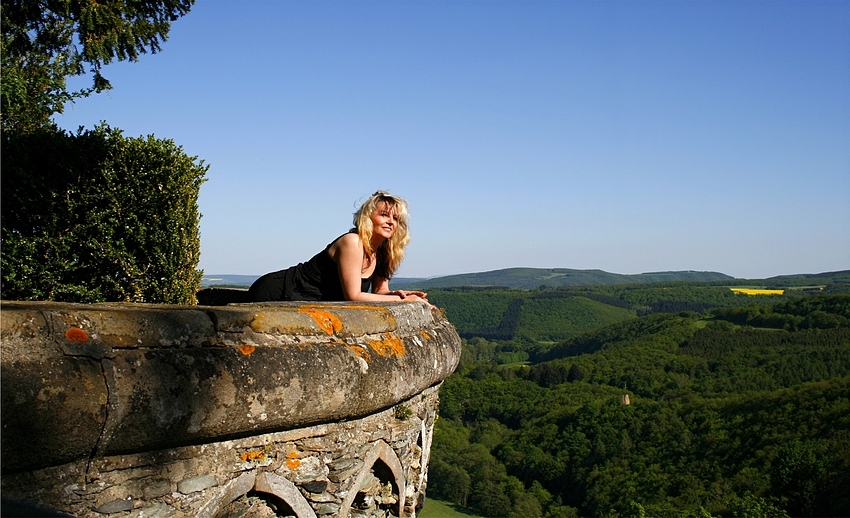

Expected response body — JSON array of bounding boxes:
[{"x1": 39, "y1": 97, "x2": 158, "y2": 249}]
[
  {"x1": 349, "y1": 345, "x2": 372, "y2": 363},
  {"x1": 303, "y1": 303, "x2": 397, "y2": 325},
  {"x1": 65, "y1": 328, "x2": 88, "y2": 343},
  {"x1": 368, "y1": 333, "x2": 406, "y2": 357},
  {"x1": 237, "y1": 345, "x2": 256, "y2": 355},
  {"x1": 285, "y1": 451, "x2": 301, "y2": 470},
  {"x1": 241, "y1": 450, "x2": 266, "y2": 462},
  {"x1": 299, "y1": 308, "x2": 343, "y2": 335}
]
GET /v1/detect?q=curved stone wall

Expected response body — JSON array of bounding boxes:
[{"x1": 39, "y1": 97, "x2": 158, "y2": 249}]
[{"x1": 1, "y1": 300, "x2": 461, "y2": 517}]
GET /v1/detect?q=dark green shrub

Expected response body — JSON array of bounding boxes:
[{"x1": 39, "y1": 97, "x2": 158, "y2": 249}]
[{"x1": 1, "y1": 124, "x2": 207, "y2": 304}]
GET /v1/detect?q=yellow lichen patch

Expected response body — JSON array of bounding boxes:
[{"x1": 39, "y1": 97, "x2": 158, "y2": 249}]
[
  {"x1": 237, "y1": 345, "x2": 256, "y2": 355},
  {"x1": 65, "y1": 327, "x2": 88, "y2": 343},
  {"x1": 299, "y1": 308, "x2": 343, "y2": 335},
  {"x1": 730, "y1": 288, "x2": 785, "y2": 296},
  {"x1": 420, "y1": 330, "x2": 431, "y2": 340},
  {"x1": 349, "y1": 345, "x2": 372, "y2": 363},
  {"x1": 285, "y1": 451, "x2": 301, "y2": 470},
  {"x1": 249, "y1": 312, "x2": 267, "y2": 333},
  {"x1": 368, "y1": 333, "x2": 406, "y2": 357}
]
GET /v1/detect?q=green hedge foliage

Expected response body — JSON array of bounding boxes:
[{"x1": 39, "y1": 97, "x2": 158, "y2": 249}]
[{"x1": 1, "y1": 125, "x2": 207, "y2": 303}]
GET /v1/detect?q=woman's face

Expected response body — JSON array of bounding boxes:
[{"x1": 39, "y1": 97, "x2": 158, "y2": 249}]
[{"x1": 370, "y1": 202, "x2": 399, "y2": 240}]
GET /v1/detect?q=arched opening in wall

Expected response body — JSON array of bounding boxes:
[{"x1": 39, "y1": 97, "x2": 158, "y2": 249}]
[
  {"x1": 216, "y1": 490, "x2": 298, "y2": 518},
  {"x1": 415, "y1": 426, "x2": 426, "y2": 512},
  {"x1": 351, "y1": 459, "x2": 400, "y2": 517}
]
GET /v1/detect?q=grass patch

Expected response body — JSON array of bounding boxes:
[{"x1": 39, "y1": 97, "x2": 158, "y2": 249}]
[
  {"x1": 418, "y1": 498, "x2": 482, "y2": 518},
  {"x1": 498, "y1": 361, "x2": 531, "y2": 368}
]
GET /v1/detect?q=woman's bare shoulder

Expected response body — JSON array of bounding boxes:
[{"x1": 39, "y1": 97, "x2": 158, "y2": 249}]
[
  {"x1": 336, "y1": 232, "x2": 362, "y2": 247},
  {"x1": 329, "y1": 232, "x2": 362, "y2": 257}
]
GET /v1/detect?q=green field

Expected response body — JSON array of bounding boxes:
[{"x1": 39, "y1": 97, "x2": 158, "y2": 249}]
[{"x1": 418, "y1": 498, "x2": 482, "y2": 518}]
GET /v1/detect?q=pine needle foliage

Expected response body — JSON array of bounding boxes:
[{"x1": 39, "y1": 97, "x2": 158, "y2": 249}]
[{"x1": 1, "y1": 0, "x2": 194, "y2": 132}]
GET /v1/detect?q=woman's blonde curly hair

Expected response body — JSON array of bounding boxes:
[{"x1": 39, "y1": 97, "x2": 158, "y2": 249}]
[{"x1": 353, "y1": 191, "x2": 410, "y2": 279}]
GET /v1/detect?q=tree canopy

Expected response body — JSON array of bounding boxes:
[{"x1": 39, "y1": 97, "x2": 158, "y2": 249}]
[
  {"x1": 1, "y1": 0, "x2": 194, "y2": 132},
  {"x1": 431, "y1": 294, "x2": 850, "y2": 517}
]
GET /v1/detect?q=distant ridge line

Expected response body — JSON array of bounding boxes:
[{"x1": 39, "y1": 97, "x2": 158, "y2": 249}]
[
  {"x1": 203, "y1": 269, "x2": 850, "y2": 290},
  {"x1": 392, "y1": 267, "x2": 735, "y2": 290}
]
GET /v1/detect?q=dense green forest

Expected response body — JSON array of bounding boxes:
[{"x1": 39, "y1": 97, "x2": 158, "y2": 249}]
[
  {"x1": 427, "y1": 288, "x2": 850, "y2": 518},
  {"x1": 396, "y1": 268, "x2": 735, "y2": 290},
  {"x1": 426, "y1": 279, "x2": 847, "y2": 345},
  {"x1": 395, "y1": 268, "x2": 850, "y2": 291}
]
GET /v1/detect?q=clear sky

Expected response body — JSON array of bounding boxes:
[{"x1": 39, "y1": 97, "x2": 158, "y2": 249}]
[{"x1": 54, "y1": 0, "x2": 849, "y2": 280}]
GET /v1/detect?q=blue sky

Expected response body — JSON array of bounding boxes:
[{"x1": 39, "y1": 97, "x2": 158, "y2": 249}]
[{"x1": 55, "y1": 0, "x2": 849, "y2": 280}]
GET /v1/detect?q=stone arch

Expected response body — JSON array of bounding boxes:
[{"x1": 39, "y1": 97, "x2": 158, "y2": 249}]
[
  {"x1": 253, "y1": 473, "x2": 318, "y2": 518},
  {"x1": 340, "y1": 440, "x2": 406, "y2": 518},
  {"x1": 197, "y1": 472, "x2": 255, "y2": 518},
  {"x1": 196, "y1": 471, "x2": 317, "y2": 518},
  {"x1": 415, "y1": 417, "x2": 435, "y2": 510}
]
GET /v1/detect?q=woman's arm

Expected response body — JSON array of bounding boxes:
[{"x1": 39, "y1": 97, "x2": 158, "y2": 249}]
[
  {"x1": 333, "y1": 234, "x2": 426, "y2": 302},
  {"x1": 372, "y1": 277, "x2": 429, "y2": 303}
]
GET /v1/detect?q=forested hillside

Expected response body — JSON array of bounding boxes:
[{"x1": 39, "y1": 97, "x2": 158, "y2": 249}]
[
  {"x1": 396, "y1": 268, "x2": 734, "y2": 290},
  {"x1": 762, "y1": 270, "x2": 850, "y2": 288},
  {"x1": 426, "y1": 281, "x2": 834, "y2": 345},
  {"x1": 428, "y1": 292, "x2": 850, "y2": 518}
]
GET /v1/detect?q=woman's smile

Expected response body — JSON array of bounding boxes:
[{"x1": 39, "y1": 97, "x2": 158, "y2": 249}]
[{"x1": 370, "y1": 204, "x2": 398, "y2": 239}]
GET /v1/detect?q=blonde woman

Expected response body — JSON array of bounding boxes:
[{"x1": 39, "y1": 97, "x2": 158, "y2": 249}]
[{"x1": 247, "y1": 191, "x2": 428, "y2": 303}]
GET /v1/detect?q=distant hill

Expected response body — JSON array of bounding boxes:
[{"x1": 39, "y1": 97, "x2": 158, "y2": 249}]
[
  {"x1": 763, "y1": 270, "x2": 850, "y2": 287},
  {"x1": 201, "y1": 274, "x2": 259, "y2": 288},
  {"x1": 393, "y1": 268, "x2": 735, "y2": 290},
  {"x1": 203, "y1": 269, "x2": 849, "y2": 291}
]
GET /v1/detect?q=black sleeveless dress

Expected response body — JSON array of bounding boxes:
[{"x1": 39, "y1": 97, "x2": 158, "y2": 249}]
[{"x1": 247, "y1": 234, "x2": 374, "y2": 302}]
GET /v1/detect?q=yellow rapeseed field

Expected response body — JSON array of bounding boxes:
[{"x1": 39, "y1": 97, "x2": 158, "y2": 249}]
[{"x1": 730, "y1": 288, "x2": 785, "y2": 296}]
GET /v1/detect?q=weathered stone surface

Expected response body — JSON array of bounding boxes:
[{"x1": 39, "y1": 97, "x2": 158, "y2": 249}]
[
  {"x1": 0, "y1": 352, "x2": 107, "y2": 471},
  {"x1": 126, "y1": 502, "x2": 179, "y2": 518},
  {"x1": 0, "y1": 300, "x2": 458, "y2": 518},
  {"x1": 316, "y1": 503, "x2": 341, "y2": 515},
  {"x1": 177, "y1": 474, "x2": 217, "y2": 494},
  {"x1": 253, "y1": 472, "x2": 316, "y2": 518},
  {"x1": 1, "y1": 300, "x2": 460, "y2": 466},
  {"x1": 309, "y1": 492, "x2": 337, "y2": 503},
  {"x1": 328, "y1": 459, "x2": 364, "y2": 484},
  {"x1": 2, "y1": 386, "x2": 441, "y2": 517},
  {"x1": 143, "y1": 481, "x2": 172, "y2": 500},
  {"x1": 0, "y1": 309, "x2": 106, "y2": 468},
  {"x1": 284, "y1": 455, "x2": 328, "y2": 483},
  {"x1": 301, "y1": 481, "x2": 329, "y2": 494},
  {"x1": 195, "y1": 472, "x2": 256, "y2": 518},
  {"x1": 94, "y1": 497, "x2": 134, "y2": 514}
]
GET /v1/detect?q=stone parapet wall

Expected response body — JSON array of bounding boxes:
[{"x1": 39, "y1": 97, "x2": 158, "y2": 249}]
[
  {"x1": 2, "y1": 386, "x2": 439, "y2": 518},
  {"x1": 1, "y1": 300, "x2": 461, "y2": 517}
]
